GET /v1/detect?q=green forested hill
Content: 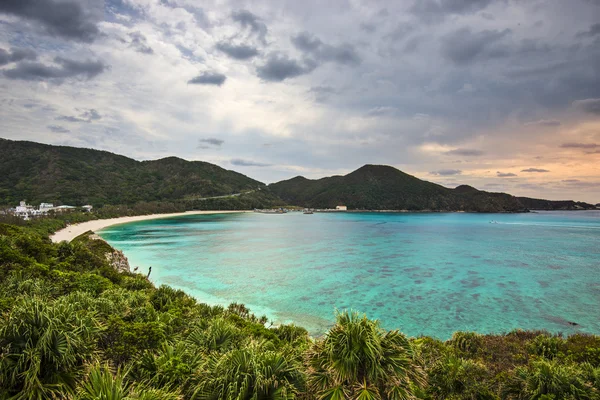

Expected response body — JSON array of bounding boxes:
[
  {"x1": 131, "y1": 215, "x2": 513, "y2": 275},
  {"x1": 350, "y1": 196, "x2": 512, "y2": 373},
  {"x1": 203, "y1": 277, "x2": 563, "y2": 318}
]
[
  {"x1": 269, "y1": 164, "x2": 595, "y2": 212},
  {"x1": 2, "y1": 139, "x2": 594, "y2": 212},
  {"x1": 0, "y1": 139, "x2": 264, "y2": 205}
]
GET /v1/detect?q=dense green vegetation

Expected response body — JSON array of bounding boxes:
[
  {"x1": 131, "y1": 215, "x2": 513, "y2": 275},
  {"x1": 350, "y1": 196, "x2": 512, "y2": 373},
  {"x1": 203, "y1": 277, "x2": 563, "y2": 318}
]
[
  {"x1": 0, "y1": 139, "x2": 265, "y2": 206},
  {"x1": 1, "y1": 219, "x2": 599, "y2": 399},
  {"x1": 269, "y1": 165, "x2": 596, "y2": 212}
]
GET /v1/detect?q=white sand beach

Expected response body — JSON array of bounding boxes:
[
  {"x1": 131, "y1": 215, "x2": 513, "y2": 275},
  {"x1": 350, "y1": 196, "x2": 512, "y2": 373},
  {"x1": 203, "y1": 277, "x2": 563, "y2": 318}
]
[{"x1": 50, "y1": 210, "x2": 251, "y2": 243}]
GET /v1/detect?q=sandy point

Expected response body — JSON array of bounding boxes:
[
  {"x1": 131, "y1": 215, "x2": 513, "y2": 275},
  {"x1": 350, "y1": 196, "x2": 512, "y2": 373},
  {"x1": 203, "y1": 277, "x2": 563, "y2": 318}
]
[{"x1": 50, "y1": 210, "x2": 252, "y2": 243}]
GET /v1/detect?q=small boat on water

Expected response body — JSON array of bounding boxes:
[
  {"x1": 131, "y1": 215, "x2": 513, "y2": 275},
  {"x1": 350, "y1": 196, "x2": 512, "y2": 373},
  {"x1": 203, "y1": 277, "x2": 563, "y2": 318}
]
[{"x1": 303, "y1": 209, "x2": 314, "y2": 214}]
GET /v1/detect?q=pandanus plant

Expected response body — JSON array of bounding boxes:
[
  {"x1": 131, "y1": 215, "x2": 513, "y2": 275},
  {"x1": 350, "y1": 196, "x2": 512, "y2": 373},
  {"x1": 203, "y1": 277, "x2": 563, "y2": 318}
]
[
  {"x1": 0, "y1": 295, "x2": 101, "y2": 400},
  {"x1": 306, "y1": 310, "x2": 425, "y2": 400},
  {"x1": 190, "y1": 340, "x2": 303, "y2": 400}
]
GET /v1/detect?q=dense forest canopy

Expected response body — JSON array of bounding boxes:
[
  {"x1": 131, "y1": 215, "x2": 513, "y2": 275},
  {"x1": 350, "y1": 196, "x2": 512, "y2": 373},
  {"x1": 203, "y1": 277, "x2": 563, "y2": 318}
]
[{"x1": 0, "y1": 139, "x2": 264, "y2": 206}]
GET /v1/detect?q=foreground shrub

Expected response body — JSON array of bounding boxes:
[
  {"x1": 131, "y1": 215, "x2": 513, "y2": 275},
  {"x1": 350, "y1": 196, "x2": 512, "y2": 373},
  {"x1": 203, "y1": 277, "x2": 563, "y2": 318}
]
[{"x1": 306, "y1": 310, "x2": 424, "y2": 399}]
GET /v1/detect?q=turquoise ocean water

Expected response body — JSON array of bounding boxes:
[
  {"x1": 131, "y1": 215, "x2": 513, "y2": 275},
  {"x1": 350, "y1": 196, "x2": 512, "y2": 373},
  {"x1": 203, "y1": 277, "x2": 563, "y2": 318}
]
[{"x1": 99, "y1": 211, "x2": 600, "y2": 338}]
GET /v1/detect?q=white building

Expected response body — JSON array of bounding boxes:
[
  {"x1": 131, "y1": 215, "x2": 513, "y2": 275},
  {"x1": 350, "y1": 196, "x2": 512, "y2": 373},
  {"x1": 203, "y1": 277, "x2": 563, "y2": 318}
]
[
  {"x1": 40, "y1": 203, "x2": 54, "y2": 211},
  {"x1": 82, "y1": 205, "x2": 93, "y2": 212},
  {"x1": 15, "y1": 201, "x2": 35, "y2": 217},
  {"x1": 336, "y1": 205, "x2": 348, "y2": 211}
]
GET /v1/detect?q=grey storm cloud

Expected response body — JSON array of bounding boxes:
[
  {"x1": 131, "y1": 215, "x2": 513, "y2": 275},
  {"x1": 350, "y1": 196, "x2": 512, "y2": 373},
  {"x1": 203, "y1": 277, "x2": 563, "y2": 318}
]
[
  {"x1": 0, "y1": 47, "x2": 37, "y2": 66},
  {"x1": 560, "y1": 142, "x2": 599, "y2": 149},
  {"x1": 497, "y1": 171, "x2": 517, "y2": 177},
  {"x1": 198, "y1": 138, "x2": 224, "y2": 149},
  {"x1": 215, "y1": 42, "x2": 259, "y2": 60},
  {"x1": 0, "y1": 0, "x2": 100, "y2": 42},
  {"x1": 57, "y1": 108, "x2": 102, "y2": 123},
  {"x1": 188, "y1": 72, "x2": 227, "y2": 86},
  {"x1": 411, "y1": 0, "x2": 496, "y2": 21},
  {"x1": 3, "y1": 57, "x2": 108, "y2": 81},
  {"x1": 128, "y1": 32, "x2": 154, "y2": 54},
  {"x1": 524, "y1": 119, "x2": 561, "y2": 127},
  {"x1": 47, "y1": 125, "x2": 70, "y2": 133},
  {"x1": 291, "y1": 32, "x2": 361, "y2": 66},
  {"x1": 430, "y1": 169, "x2": 462, "y2": 176},
  {"x1": 573, "y1": 98, "x2": 600, "y2": 115},
  {"x1": 576, "y1": 23, "x2": 600, "y2": 38},
  {"x1": 231, "y1": 10, "x2": 267, "y2": 43},
  {"x1": 441, "y1": 27, "x2": 510, "y2": 64},
  {"x1": 256, "y1": 53, "x2": 314, "y2": 82},
  {"x1": 231, "y1": 158, "x2": 271, "y2": 167},
  {"x1": 444, "y1": 148, "x2": 484, "y2": 156},
  {"x1": 521, "y1": 168, "x2": 550, "y2": 173}
]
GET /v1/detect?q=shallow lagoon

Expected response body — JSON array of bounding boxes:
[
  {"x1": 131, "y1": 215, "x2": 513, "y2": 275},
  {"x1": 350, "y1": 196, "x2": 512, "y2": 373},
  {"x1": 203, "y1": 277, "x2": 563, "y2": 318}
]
[{"x1": 99, "y1": 211, "x2": 600, "y2": 338}]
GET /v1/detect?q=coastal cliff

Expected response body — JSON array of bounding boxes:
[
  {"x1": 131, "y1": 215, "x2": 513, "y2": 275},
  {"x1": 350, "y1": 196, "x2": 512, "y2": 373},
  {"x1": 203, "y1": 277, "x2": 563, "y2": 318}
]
[{"x1": 72, "y1": 231, "x2": 131, "y2": 273}]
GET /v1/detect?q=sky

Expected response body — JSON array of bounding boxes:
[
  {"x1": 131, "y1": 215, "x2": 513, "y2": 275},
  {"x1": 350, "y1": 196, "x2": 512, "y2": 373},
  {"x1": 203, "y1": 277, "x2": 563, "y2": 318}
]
[{"x1": 0, "y1": 0, "x2": 599, "y2": 203}]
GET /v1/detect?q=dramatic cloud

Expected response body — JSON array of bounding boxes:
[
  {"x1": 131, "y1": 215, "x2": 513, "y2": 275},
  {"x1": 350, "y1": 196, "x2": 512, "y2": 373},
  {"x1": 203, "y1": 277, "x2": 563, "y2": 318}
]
[
  {"x1": 576, "y1": 23, "x2": 600, "y2": 38},
  {"x1": 430, "y1": 169, "x2": 462, "y2": 176},
  {"x1": 231, "y1": 158, "x2": 271, "y2": 167},
  {"x1": 573, "y1": 98, "x2": 600, "y2": 115},
  {"x1": 188, "y1": 72, "x2": 226, "y2": 86},
  {"x1": 497, "y1": 171, "x2": 517, "y2": 177},
  {"x1": 3, "y1": 57, "x2": 107, "y2": 81},
  {"x1": 231, "y1": 10, "x2": 267, "y2": 43},
  {"x1": 198, "y1": 138, "x2": 224, "y2": 149},
  {"x1": 215, "y1": 42, "x2": 259, "y2": 60},
  {"x1": 0, "y1": 0, "x2": 100, "y2": 42},
  {"x1": 0, "y1": 47, "x2": 37, "y2": 66},
  {"x1": 256, "y1": 53, "x2": 312, "y2": 82},
  {"x1": 411, "y1": 0, "x2": 495, "y2": 21},
  {"x1": 47, "y1": 125, "x2": 70, "y2": 133},
  {"x1": 128, "y1": 32, "x2": 153, "y2": 54},
  {"x1": 444, "y1": 149, "x2": 484, "y2": 156},
  {"x1": 441, "y1": 27, "x2": 510, "y2": 64},
  {"x1": 560, "y1": 143, "x2": 599, "y2": 149},
  {"x1": 291, "y1": 32, "x2": 361, "y2": 65},
  {"x1": 521, "y1": 168, "x2": 550, "y2": 173},
  {"x1": 2, "y1": 0, "x2": 600, "y2": 203},
  {"x1": 524, "y1": 120, "x2": 561, "y2": 127}
]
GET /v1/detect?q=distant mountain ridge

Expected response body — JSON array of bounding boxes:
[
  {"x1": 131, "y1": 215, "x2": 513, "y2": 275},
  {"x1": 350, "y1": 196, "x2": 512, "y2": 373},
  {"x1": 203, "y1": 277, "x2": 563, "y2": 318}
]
[
  {"x1": 1, "y1": 139, "x2": 594, "y2": 212},
  {"x1": 269, "y1": 164, "x2": 595, "y2": 212},
  {"x1": 0, "y1": 139, "x2": 264, "y2": 205}
]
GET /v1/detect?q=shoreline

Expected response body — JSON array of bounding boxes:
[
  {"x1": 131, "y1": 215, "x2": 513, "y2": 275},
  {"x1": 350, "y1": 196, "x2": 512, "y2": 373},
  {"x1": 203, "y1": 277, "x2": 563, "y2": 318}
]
[{"x1": 50, "y1": 210, "x2": 252, "y2": 243}]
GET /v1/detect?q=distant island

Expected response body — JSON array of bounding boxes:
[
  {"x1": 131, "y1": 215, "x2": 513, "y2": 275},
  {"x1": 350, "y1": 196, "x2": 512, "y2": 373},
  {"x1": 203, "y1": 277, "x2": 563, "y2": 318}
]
[{"x1": 1, "y1": 138, "x2": 596, "y2": 213}]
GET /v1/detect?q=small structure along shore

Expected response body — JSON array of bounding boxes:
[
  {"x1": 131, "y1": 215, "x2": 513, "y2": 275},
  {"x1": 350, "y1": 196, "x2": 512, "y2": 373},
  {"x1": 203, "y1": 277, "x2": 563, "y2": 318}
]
[{"x1": 50, "y1": 210, "x2": 252, "y2": 243}]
